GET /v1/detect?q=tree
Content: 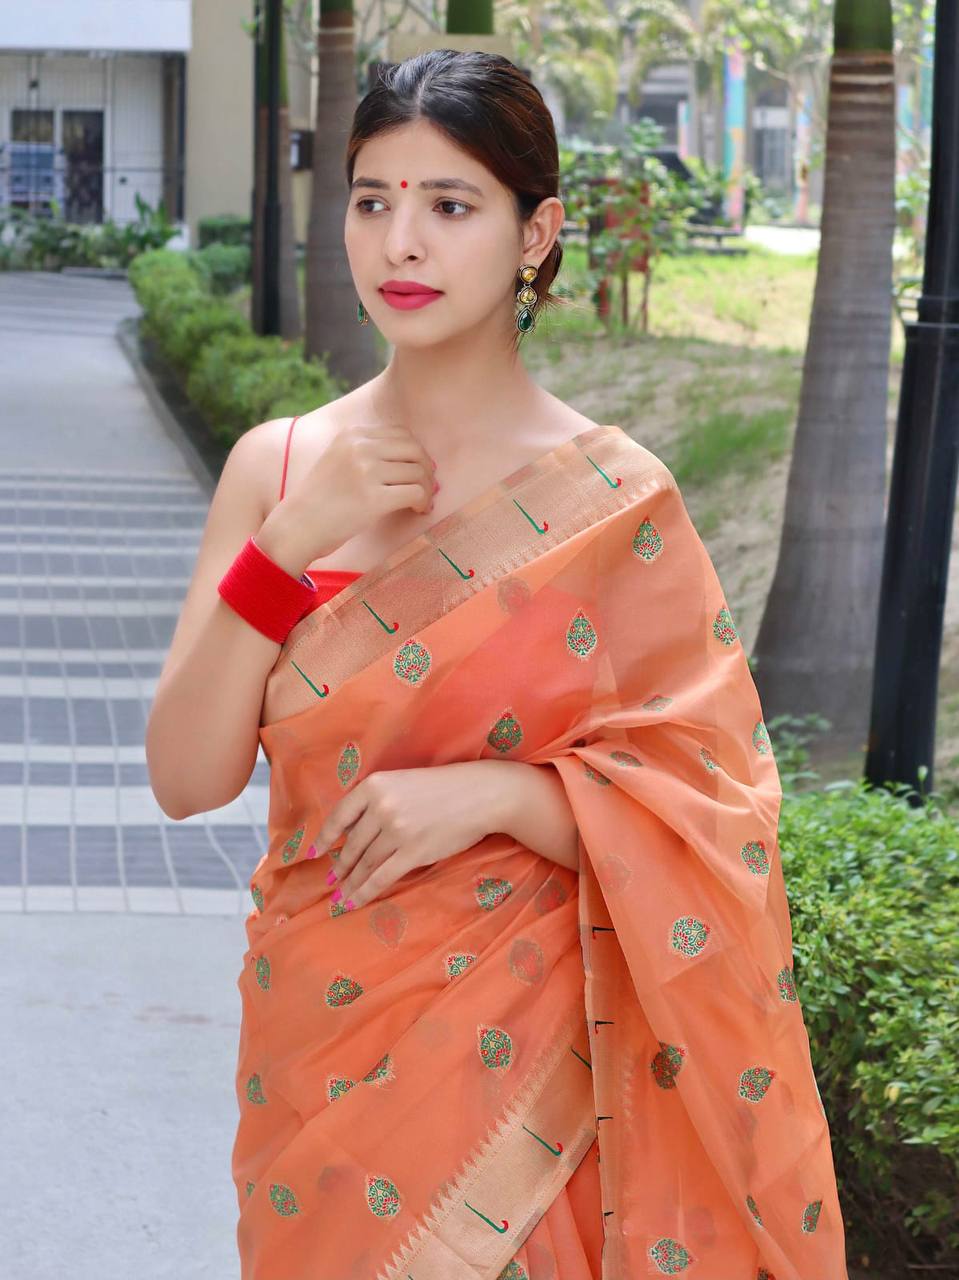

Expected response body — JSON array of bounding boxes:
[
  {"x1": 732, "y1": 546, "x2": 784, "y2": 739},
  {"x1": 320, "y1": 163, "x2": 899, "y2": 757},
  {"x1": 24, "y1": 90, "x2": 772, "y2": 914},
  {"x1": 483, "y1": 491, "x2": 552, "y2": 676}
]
[
  {"x1": 751, "y1": 1, "x2": 897, "y2": 770},
  {"x1": 249, "y1": 1, "x2": 301, "y2": 339},
  {"x1": 304, "y1": 0, "x2": 379, "y2": 388}
]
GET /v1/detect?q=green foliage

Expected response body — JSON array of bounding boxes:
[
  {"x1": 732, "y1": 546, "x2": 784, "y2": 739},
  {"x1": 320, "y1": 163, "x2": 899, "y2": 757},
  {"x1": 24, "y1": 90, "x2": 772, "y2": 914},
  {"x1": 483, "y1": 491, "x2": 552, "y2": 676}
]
[
  {"x1": 0, "y1": 192, "x2": 177, "y2": 271},
  {"x1": 127, "y1": 247, "x2": 345, "y2": 447},
  {"x1": 196, "y1": 214, "x2": 251, "y2": 249},
  {"x1": 186, "y1": 331, "x2": 340, "y2": 443},
  {"x1": 766, "y1": 716, "x2": 959, "y2": 1266},
  {"x1": 561, "y1": 119, "x2": 697, "y2": 332},
  {"x1": 189, "y1": 242, "x2": 252, "y2": 295}
]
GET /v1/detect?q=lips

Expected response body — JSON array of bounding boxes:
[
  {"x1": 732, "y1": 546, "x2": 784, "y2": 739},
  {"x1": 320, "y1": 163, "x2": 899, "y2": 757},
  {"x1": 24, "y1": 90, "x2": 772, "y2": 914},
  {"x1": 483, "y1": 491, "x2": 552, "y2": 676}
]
[{"x1": 380, "y1": 281, "x2": 442, "y2": 295}]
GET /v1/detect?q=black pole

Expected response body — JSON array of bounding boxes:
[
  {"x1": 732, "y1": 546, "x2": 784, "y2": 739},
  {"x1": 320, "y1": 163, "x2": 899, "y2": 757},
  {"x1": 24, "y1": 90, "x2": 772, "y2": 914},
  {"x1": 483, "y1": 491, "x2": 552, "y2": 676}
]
[
  {"x1": 262, "y1": 0, "x2": 282, "y2": 334},
  {"x1": 864, "y1": 2, "x2": 959, "y2": 801}
]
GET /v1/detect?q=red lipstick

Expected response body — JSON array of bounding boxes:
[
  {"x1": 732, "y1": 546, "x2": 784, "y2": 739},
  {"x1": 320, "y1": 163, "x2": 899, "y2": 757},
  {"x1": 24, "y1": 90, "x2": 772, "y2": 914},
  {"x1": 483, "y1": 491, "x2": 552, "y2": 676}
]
[{"x1": 379, "y1": 279, "x2": 444, "y2": 311}]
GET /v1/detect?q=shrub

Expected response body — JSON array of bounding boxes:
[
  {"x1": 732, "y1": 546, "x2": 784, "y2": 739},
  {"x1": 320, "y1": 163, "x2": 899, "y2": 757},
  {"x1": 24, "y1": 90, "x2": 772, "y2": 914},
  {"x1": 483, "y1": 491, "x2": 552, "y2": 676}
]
[
  {"x1": 127, "y1": 247, "x2": 345, "y2": 445},
  {"x1": 776, "y1": 768, "x2": 958, "y2": 1269},
  {"x1": 197, "y1": 214, "x2": 251, "y2": 249},
  {"x1": 189, "y1": 242, "x2": 251, "y2": 295}
]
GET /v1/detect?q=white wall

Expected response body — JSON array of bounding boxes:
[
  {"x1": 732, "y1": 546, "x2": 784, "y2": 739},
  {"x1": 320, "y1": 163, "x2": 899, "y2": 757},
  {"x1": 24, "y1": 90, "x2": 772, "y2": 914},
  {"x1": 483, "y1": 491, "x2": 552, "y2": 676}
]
[{"x1": 0, "y1": 1, "x2": 190, "y2": 53}]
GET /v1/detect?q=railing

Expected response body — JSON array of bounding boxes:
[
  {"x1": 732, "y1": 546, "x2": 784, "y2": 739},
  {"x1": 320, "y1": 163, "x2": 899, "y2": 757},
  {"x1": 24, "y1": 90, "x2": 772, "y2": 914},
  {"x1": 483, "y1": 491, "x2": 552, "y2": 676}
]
[{"x1": 0, "y1": 152, "x2": 184, "y2": 225}]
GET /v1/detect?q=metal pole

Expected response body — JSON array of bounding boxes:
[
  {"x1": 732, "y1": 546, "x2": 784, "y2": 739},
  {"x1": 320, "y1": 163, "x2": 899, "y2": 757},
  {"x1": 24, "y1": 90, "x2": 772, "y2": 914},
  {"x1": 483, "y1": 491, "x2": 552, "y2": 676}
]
[
  {"x1": 263, "y1": 0, "x2": 281, "y2": 334},
  {"x1": 864, "y1": 1, "x2": 959, "y2": 800}
]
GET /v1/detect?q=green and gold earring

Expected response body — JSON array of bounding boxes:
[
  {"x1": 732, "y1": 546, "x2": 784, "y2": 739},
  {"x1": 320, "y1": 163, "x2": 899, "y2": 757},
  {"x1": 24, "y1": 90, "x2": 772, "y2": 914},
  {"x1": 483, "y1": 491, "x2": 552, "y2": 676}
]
[
  {"x1": 515, "y1": 263, "x2": 539, "y2": 334},
  {"x1": 356, "y1": 298, "x2": 369, "y2": 325}
]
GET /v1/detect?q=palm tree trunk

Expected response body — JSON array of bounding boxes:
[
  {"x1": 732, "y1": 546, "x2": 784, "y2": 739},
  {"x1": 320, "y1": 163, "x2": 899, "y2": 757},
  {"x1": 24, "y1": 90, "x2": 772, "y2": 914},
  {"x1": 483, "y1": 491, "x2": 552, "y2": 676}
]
[
  {"x1": 752, "y1": 0, "x2": 896, "y2": 770},
  {"x1": 304, "y1": 0, "x2": 378, "y2": 388},
  {"x1": 252, "y1": 4, "x2": 301, "y2": 339}
]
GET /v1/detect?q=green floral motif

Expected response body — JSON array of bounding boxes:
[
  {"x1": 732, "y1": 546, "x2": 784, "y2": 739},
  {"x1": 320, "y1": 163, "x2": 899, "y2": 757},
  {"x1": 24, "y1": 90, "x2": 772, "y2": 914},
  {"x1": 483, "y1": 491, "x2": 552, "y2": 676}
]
[
  {"x1": 393, "y1": 638, "x2": 431, "y2": 686},
  {"x1": 632, "y1": 516, "x2": 664, "y2": 563},
  {"x1": 367, "y1": 1173, "x2": 401, "y2": 1218},
  {"x1": 798, "y1": 1198, "x2": 824, "y2": 1228},
  {"x1": 801, "y1": 1200, "x2": 822, "y2": 1233},
  {"x1": 582, "y1": 761, "x2": 611, "y2": 785},
  {"x1": 741, "y1": 839, "x2": 770, "y2": 876},
  {"x1": 337, "y1": 741, "x2": 360, "y2": 787},
  {"x1": 746, "y1": 1193, "x2": 764, "y2": 1228},
  {"x1": 254, "y1": 955, "x2": 271, "y2": 990},
  {"x1": 446, "y1": 952, "x2": 476, "y2": 980},
  {"x1": 777, "y1": 966, "x2": 798, "y2": 1002},
  {"x1": 282, "y1": 825, "x2": 305, "y2": 864},
  {"x1": 610, "y1": 749, "x2": 642, "y2": 767},
  {"x1": 487, "y1": 709, "x2": 523, "y2": 753},
  {"x1": 362, "y1": 1052, "x2": 391, "y2": 1084},
  {"x1": 245, "y1": 1072, "x2": 266, "y2": 1105},
  {"x1": 671, "y1": 916, "x2": 711, "y2": 958},
  {"x1": 712, "y1": 604, "x2": 738, "y2": 645},
  {"x1": 642, "y1": 694, "x2": 672, "y2": 712},
  {"x1": 739, "y1": 1065, "x2": 776, "y2": 1103},
  {"x1": 250, "y1": 883, "x2": 264, "y2": 912},
  {"x1": 753, "y1": 720, "x2": 772, "y2": 754},
  {"x1": 475, "y1": 876, "x2": 512, "y2": 911},
  {"x1": 650, "y1": 1042, "x2": 686, "y2": 1090},
  {"x1": 699, "y1": 746, "x2": 719, "y2": 772},
  {"x1": 269, "y1": 1182, "x2": 299, "y2": 1216},
  {"x1": 648, "y1": 1236, "x2": 693, "y2": 1273},
  {"x1": 245, "y1": 1180, "x2": 255, "y2": 1197},
  {"x1": 566, "y1": 609, "x2": 598, "y2": 660},
  {"x1": 328, "y1": 1076, "x2": 356, "y2": 1103},
  {"x1": 325, "y1": 972, "x2": 364, "y2": 1007},
  {"x1": 478, "y1": 1024, "x2": 513, "y2": 1071},
  {"x1": 496, "y1": 1262, "x2": 528, "y2": 1280},
  {"x1": 330, "y1": 898, "x2": 350, "y2": 918}
]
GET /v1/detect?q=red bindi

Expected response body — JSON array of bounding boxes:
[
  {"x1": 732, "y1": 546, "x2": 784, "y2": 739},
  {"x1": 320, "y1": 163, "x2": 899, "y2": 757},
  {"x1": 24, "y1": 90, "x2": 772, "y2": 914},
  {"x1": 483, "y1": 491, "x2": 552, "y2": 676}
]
[{"x1": 400, "y1": 180, "x2": 408, "y2": 188}]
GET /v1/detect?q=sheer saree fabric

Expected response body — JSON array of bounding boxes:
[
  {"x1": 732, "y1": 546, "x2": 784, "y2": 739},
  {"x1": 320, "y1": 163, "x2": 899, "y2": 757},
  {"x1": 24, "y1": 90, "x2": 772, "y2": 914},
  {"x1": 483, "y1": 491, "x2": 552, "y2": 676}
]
[{"x1": 232, "y1": 423, "x2": 849, "y2": 1279}]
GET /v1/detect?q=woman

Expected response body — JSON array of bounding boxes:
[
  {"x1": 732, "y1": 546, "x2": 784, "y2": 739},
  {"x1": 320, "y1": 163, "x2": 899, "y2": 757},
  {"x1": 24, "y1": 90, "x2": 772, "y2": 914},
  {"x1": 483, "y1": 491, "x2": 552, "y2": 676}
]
[{"x1": 147, "y1": 49, "x2": 849, "y2": 1280}]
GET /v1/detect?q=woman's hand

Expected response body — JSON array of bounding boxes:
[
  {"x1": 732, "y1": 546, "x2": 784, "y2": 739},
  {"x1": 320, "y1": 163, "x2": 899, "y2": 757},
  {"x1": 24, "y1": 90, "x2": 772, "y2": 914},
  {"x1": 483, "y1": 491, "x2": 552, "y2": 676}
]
[{"x1": 317, "y1": 761, "x2": 512, "y2": 911}]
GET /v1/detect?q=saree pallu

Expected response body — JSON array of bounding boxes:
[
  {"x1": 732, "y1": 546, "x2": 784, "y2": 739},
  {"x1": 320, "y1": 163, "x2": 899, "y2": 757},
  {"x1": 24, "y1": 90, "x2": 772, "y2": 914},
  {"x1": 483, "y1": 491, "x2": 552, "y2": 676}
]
[{"x1": 232, "y1": 423, "x2": 849, "y2": 1279}]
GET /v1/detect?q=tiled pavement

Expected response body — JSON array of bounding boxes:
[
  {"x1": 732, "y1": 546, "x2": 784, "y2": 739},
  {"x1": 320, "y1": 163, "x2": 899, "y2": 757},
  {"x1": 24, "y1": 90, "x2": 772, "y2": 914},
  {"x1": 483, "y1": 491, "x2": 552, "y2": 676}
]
[{"x1": 0, "y1": 271, "x2": 269, "y2": 915}]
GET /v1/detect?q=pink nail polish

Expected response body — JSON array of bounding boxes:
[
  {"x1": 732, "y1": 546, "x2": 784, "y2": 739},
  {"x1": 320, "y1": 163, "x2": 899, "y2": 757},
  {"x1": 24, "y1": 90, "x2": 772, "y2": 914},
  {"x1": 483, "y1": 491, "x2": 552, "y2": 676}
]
[
  {"x1": 331, "y1": 887, "x2": 342, "y2": 904},
  {"x1": 326, "y1": 868, "x2": 337, "y2": 884},
  {"x1": 345, "y1": 898, "x2": 356, "y2": 911}
]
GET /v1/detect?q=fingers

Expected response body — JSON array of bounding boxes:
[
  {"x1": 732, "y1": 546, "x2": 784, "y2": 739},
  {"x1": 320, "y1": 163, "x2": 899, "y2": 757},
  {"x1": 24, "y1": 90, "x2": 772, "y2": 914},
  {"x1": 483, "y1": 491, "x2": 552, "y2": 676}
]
[{"x1": 331, "y1": 831, "x2": 399, "y2": 912}]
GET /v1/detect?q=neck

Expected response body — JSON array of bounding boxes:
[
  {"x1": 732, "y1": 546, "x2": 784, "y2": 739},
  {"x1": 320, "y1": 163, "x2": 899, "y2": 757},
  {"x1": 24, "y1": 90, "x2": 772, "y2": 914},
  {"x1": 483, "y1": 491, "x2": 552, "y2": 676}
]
[{"x1": 370, "y1": 322, "x2": 546, "y2": 462}]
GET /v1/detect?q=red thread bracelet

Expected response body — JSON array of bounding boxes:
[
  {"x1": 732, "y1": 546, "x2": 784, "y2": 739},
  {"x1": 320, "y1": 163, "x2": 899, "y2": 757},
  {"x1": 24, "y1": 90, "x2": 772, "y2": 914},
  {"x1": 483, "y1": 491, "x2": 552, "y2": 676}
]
[{"x1": 217, "y1": 536, "x2": 317, "y2": 644}]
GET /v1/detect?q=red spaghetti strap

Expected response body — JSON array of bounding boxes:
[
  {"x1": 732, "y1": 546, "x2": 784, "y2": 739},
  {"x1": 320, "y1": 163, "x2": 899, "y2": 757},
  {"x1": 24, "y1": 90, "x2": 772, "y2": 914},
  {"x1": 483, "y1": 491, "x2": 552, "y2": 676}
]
[{"x1": 278, "y1": 415, "x2": 299, "y2": 502}]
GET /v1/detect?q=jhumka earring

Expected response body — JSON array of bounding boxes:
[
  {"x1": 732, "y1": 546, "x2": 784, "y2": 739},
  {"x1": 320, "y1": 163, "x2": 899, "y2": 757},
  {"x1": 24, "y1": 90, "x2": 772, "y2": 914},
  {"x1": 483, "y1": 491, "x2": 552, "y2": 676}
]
[
  {"x1": 356, "y1": 299, "x2": 369, "y2": 325},
  {"x1": 515, "y1": 263, "x2": 539, "y2": 334}
]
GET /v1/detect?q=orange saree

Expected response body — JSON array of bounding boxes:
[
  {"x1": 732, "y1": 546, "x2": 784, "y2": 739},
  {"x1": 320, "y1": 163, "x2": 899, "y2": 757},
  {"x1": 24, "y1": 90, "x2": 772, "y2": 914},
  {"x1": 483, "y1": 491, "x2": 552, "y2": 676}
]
[{"x1": 231, "y1": 423, "x2": 849, "y2": 1279}]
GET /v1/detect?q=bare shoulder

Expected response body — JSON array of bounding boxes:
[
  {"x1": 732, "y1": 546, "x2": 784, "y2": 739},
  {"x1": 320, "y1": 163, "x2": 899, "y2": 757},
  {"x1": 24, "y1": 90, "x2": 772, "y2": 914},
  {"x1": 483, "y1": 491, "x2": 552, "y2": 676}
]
[{"x1": 242, "y1": 394, "x2": 358, "y2": 522}]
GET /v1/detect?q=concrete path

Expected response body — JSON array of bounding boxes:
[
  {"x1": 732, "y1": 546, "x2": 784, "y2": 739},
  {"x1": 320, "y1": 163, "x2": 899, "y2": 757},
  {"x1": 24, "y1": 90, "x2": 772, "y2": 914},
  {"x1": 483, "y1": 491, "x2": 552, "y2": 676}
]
[{"x1": 0, "y1": 270, "x2": 263, "y2": 1278}]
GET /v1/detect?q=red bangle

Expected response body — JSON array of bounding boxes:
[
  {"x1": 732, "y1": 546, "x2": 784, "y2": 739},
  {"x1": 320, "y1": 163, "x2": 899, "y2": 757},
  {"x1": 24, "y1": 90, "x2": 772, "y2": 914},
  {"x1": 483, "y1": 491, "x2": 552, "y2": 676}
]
[{"x1": 217, "y1": 535, "x2": 317, "y2": 644}]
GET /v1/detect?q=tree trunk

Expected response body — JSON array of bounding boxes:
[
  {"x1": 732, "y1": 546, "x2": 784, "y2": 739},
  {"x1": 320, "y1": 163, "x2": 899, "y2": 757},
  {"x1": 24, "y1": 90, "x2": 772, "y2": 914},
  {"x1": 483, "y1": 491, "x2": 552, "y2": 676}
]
[
  {"x1": 252, "y1": 4, "x2": 301, "y2": 340},
  {"x1": 752, "y1": 1, "x2": 896, "y2": 770},
  {"x1": 446, "y1": 0, "x2": 494, "y2": 33},
  {"x1": 304, "y1": 0, "x2": 378, "y2": 389}
]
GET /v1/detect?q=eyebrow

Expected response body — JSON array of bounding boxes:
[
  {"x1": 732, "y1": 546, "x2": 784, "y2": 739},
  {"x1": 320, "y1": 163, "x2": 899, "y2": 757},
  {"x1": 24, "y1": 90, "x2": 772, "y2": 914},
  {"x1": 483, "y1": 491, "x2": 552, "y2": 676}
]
[{"x1": 350, "y1": 176, "x2": 485, "y2": 197}]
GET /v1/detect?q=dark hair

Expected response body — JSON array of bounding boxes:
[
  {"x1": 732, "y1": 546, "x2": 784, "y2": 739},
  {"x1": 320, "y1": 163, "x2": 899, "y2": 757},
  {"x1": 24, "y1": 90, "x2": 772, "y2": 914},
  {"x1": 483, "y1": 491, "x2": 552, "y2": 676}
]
[{"x1": 345, "y1": 49, "x2": 564, "y2": 326}]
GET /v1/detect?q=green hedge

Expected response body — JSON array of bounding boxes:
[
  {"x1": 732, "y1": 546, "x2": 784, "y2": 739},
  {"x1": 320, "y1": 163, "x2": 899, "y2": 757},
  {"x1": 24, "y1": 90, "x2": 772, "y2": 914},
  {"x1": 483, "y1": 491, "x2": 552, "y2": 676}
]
[
  {"x1": 779, "y1": 771, "x2": 958, "y2": 1269},
  {"x1": 197, "y1": 214, "x2": 251, "y2": 249},
  {"x1": 127, "y1": 247, "x2": 344, "y2": 445}
]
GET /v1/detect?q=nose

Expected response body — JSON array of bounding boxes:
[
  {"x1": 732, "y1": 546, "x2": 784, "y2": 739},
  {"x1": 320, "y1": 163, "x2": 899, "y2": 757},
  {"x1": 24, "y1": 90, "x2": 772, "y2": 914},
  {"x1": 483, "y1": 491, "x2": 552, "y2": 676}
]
[{"x1": 382, "y1": 203, "x2": 426, "y2": 265}]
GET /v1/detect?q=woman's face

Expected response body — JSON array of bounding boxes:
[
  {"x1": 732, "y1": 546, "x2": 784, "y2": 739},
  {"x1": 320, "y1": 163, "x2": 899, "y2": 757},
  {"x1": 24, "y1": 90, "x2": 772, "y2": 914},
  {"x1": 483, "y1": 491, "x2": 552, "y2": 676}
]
[{"x1": 344, "y1": 117, "x2": 559, "y2": 349}]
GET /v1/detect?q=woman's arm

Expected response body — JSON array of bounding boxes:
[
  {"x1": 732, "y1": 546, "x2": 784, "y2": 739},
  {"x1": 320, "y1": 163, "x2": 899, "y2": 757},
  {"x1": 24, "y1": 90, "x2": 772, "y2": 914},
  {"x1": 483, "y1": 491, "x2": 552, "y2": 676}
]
[{"x1": 477, "y1": 760, "x2": 580, "y2": 872}]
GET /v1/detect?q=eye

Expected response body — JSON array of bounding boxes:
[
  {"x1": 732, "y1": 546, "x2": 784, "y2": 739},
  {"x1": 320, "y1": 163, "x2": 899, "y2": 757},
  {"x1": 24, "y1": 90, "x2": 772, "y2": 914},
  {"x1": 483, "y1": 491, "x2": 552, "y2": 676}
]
[{"x1": 354, "y1": 197, "x2": 471, "y2": 218}]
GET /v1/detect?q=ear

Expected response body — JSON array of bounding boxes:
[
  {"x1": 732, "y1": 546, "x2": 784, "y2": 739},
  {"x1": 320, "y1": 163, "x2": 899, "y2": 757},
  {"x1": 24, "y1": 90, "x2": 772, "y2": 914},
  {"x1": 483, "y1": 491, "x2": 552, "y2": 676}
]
[{"x1": 522, "y1": 195, "x2": 565, "y2": 265}]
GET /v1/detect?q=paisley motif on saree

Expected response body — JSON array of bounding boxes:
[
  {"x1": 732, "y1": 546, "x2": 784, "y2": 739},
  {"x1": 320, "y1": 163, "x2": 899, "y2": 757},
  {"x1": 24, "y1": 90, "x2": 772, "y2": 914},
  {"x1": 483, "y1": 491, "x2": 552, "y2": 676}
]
[{"x1": 232, "y1": 424, "x2": 849, "y2": 1279}]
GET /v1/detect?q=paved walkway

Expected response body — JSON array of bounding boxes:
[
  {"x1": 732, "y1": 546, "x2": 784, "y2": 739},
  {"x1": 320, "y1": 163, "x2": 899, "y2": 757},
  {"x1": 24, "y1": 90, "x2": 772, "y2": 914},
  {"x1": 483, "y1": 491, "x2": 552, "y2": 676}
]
[
  {"x1": 0, "y1": 270, "x2": 269, "y2": 916},
  {"x1": 0, "y1": 270, "x2": 261, "y2": 1278}
]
